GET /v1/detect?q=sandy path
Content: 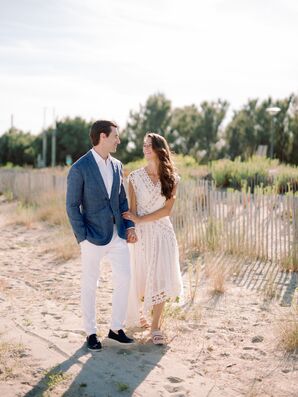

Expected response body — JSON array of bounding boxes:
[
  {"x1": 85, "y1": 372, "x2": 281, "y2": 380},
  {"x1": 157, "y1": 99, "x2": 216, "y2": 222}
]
[{"x1": 0, "y1": 198, "x2": 297, "y2": 397}]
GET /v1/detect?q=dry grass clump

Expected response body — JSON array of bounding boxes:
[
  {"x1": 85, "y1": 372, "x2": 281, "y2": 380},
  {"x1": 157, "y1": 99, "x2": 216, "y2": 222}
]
[
  {"x1": 162, "y1": 302, "x2": 187, "y2": 322},
  {"x1": 29, "y1": 190, "x2": 69, "y2": 227},
  {"x1": 209, "y1": 267, "x2": 226, "y2": 295},
  {"x1": 43, "y1": 229, "x2": 79, "y2": 261},
  {"x1": 279, "y1": 321, "x2": 298, "y2": 353},
  {"x1": 7, "y1": 189, "x2": 79, "y2": 261},
  {"x1": 187, "y1": 258, "x2": 201, "y2": 303},
  {"x1": 204, "y1": 255, "x2": 227, "y2": 295},
  {"x1": 280, "y1": 256, "x2": 298, "y2": 272},
  {"x1": 277, "y1": 305, "x2": 298, "y2": 353},
  {"x1": 7, "y1": 203, "x2": 39, "y2": 228},
  {"x1": 263, "y1": 271, "x2": 278, "y2": 300},
  {"x1": 276, "y1": 298, "x2": 298, "y2": 354},
  {"x1": 0, "y1": 340, "x2": 27, "y2": 380},
  {"x1": 8, "y1": 190, "x2": 69, "y2": 229}
]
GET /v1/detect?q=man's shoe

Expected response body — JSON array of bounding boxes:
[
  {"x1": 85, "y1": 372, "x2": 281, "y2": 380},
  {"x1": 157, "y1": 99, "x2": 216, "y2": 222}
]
[
  {"x1": 108, "y1": 329, "x2": 134, "y2": 344},
  {"x1": 86, "y1": 334, "x2": 102, "y2": 351}
]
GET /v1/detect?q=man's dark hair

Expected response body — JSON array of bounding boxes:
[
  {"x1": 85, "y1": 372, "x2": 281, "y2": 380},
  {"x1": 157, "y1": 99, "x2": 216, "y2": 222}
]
[{"x1": 89, "y1": 120, "x2": 118, "y2": 146}]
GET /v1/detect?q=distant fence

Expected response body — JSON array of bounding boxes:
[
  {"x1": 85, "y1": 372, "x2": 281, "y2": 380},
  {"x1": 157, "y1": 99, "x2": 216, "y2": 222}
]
[
  {"x1": 0, "y1": 169, "x2": 67, "y2": 202},
  {"x1": 1, "y1": 169, "x2": 297, "y2": 266}
]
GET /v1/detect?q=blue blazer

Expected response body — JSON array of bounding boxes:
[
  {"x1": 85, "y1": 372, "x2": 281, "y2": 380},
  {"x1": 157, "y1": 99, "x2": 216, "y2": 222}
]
[{"x1": 66, "y1": 150, "x2": 134, "y2": 245}]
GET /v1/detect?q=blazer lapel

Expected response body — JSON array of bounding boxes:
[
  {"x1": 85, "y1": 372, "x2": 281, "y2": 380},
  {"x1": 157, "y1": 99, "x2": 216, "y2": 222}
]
[
  {"x1": 110, "y1": 159, "x2": 119, "y2": 198},
  {"x1": 86, "y1": 151, "x2": 109, "y2": 199}
]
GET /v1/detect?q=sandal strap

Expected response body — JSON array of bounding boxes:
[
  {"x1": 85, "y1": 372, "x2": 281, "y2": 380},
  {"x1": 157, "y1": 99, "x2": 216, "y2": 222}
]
[
  {"x1": 152, "y1": 330, "x2": 163, "y2": 337},
  {"x1": 152, "y1": 330, "x2": 165, "y2": 344},
  {"x1": 140, "y1": 318, "x2": 150, "y2": 328}
]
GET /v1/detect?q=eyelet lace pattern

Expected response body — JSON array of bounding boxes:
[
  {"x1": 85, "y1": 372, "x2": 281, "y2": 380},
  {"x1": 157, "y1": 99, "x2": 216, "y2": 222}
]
[{"x1": 126, "y1": 168, "x2": 183, "y2": 326}]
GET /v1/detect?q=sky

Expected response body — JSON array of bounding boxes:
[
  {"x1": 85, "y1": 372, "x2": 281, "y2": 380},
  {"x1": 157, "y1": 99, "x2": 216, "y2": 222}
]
[{"x1": 0, "y1": 0, "x2": 297, "y2": 135}]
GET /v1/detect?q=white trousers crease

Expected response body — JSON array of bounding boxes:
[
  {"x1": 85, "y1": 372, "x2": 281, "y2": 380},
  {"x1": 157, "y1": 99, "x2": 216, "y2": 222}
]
[{"x1": 80, "y1": 227, "x2": 131, "y2": 336}]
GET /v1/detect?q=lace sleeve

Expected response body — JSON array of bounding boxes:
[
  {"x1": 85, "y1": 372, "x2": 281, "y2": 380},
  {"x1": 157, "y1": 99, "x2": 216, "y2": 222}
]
[{"x1": 127, "y1": 171, "x2": 138, "y2": 193}]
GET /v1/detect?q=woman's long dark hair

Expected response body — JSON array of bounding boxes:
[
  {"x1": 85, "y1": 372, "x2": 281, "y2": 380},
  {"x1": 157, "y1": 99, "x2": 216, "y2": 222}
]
[{"x1": 146, "y1": 132, "x2": 176, "y2": 200}]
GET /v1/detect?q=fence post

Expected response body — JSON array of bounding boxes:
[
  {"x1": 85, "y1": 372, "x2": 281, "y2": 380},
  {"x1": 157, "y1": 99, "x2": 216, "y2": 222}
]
[{"x1": 293, "y1": 197, "x2": 298, "y2": 267}]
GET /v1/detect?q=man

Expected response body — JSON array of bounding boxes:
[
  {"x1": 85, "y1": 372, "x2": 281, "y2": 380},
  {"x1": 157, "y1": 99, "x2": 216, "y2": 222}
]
[{"x1": 66, "y1": 120, "x2": 137, "y2": 351}]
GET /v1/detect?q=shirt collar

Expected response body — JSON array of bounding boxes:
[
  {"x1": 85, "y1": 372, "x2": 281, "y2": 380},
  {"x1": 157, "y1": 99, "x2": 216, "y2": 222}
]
[{"x1": 91, "y1": 148, "x2": 112, "y2": 166}]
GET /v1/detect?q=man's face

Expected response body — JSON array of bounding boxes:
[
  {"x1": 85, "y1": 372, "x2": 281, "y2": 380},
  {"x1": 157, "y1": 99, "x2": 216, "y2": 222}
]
[{"x1": 102, "y1": 126, "x2": 120, "y2": 153}]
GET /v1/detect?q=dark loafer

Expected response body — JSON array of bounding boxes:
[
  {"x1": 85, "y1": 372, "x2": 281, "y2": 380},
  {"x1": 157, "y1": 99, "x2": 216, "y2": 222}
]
[
  {"x1": 86, "y1": 334, "x2": 102, "y2": 351},
  {"x1": 108, "y1": 329, "x2": 134, "y2": 344}
]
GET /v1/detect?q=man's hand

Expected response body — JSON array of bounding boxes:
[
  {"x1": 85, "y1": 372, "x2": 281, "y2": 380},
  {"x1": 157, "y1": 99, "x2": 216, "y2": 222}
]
[{"x1": 126, "y1": 228, "x2": 138, "y2": 244}]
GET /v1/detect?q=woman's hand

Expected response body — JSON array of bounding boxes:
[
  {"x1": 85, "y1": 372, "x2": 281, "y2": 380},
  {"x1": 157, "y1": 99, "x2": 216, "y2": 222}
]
[{"x1": 122, "y1": 211, "x2": 141, "y2": 224}]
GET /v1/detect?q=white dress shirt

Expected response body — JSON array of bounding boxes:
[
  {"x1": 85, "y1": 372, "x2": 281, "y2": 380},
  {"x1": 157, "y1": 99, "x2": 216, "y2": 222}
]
[
  {"x1": 91, "y1": 148, "x2": 134, "y2": 230},
  {"x1": 91, "y1": 148, "x2": 113, "y2": 197}
]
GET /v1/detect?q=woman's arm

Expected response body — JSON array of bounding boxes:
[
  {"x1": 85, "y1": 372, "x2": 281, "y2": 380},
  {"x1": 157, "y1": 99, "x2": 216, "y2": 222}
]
[
  {"x1": 119, "y1": 164, "x2": 135, "y2": 229},
  {"x1": 128, "y1": 180, "x2": 137, "y2": 215},
  {"x1": 123, "y1": 183, "x2": 178, "y2": 224}
]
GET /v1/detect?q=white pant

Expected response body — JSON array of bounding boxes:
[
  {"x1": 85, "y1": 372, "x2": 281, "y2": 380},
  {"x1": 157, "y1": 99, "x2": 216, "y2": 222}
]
[{"x1": 80, "y1": 227, "x2": 131, "y2": 336}]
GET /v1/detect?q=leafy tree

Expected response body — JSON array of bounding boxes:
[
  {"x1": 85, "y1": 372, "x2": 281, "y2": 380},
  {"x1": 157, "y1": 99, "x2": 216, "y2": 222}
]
[
  {"x1": 38, "y1": 117, "x2": 92, "y2": 166},
  {"x1": 170, "y1": 105, "x2": 201, "y2": 156},
  {"x1": 197, "y1": 100, "x2": 229, "y2": 161},
  {"x1": 270, "y1": 96, "x2": 293, "y2": 163},
  {"x1": 0, "y1": 128, "x2": 36, "y2": 166},
  {"x1": 288, "y1": 112, "x2": 298, "y2": 165},
  {"x1": 225, "y1": 96, "x2": 294, "y2": 162},
  {"x1": 170, "y1": 100, "x2": 228, "y2": 161},
  {"x1": 119, "y1": 93, "x2": 172, "y2": 162},
  {"x1": 225, "y1": 100, "x2": 259, "y2": 160}
]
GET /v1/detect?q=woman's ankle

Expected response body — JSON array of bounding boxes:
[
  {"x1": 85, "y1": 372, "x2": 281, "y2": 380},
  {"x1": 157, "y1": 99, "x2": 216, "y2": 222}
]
[{"x1": 151, "y1": 326, "x2": 160, "y2": 332}]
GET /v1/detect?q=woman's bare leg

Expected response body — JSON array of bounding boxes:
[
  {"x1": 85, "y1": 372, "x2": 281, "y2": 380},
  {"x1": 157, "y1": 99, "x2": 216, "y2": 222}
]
[{"x1": 151, "y1": 301, "x2": 165, "y2": 331}]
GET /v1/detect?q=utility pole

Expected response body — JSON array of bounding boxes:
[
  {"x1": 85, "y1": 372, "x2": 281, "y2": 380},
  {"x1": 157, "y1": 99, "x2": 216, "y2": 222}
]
[
  {"x1": 51, "y1": 108, "x2": 56, "y2": 167},
  {"x1": 42, "y1": 107, "x2": 47, "y2": 167},
  {"x1": 10, "y1": 114, "x2": 14, "y2": 131}
]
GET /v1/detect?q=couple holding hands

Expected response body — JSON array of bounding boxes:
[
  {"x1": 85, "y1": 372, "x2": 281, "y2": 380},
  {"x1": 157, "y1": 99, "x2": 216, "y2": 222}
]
[{"x1": 66, "y1": 120, "x2": 183, "y2": 351}]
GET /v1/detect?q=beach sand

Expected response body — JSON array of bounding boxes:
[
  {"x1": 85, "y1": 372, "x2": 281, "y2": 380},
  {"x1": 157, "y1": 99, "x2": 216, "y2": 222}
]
[{"x1": 0, "y1": 198, "x2": 297, "y2": 397}]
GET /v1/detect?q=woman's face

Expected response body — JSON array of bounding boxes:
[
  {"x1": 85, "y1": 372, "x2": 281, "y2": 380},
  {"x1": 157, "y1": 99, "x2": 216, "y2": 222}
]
[{"x1": 143, "y1": 136, "x2": 157, "y2": 161}]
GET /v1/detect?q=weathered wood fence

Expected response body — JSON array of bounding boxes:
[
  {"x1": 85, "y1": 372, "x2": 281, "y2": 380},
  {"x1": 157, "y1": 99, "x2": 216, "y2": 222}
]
[
  {"x1": 0, "y1": 169, "x2": 67, "y2": 202},
  {"x1": 1, "y1": 169, "x2": 297, "y2": 266},
  {"x1": 172, "y1": 180, "x2": 298, "y2": 266}
]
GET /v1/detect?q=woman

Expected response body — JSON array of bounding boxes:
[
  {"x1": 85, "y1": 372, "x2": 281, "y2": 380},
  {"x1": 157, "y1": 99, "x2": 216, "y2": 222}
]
[{"x1": 122, "y1": 132, "x2": 183, "y2": 345}]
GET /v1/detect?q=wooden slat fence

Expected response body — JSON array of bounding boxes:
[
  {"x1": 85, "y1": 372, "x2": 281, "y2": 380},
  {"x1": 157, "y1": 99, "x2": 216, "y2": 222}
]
[
  {"x1": 0, "y1": 169, "x2": 297, "y2": 266},
  {"x1": 172, "y1": 179, "x2": 298, "y2": 266}
]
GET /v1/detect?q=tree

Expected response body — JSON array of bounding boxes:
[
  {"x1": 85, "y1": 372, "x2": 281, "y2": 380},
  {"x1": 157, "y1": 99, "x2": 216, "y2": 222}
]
[
  {"x1": 119, "y1": 93, "x2": 172, "y2": 162},
  {"x1": 0, "y1": 129, "x2": 37, "y2": 166},
  {"x1": 197, "y1": 100, "x2": 229, "y2": 161},
  {"x1": 225, "y1": 96, "x2": 294, "y2": 162},
  {"x1": 38, "y1": 117, "x2": 92, "y2": 166},
  {"x1": 170, "y1": 100, "x2": 228, "y2": 161},
  {"x1": 288, "y1": 112, "x2": 298, "y2": 165},
  {"x1": 170, "y1": 105, "x2": 201, "y2": 156},
  {"x1": 271, "y1": 96, "x2": 293, "y2": 163}
]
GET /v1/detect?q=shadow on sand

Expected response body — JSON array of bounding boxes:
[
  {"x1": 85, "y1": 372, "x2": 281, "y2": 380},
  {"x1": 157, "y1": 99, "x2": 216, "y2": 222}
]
[{"x1": 23, "y1": 336, "x2": 168, "y2": 397}]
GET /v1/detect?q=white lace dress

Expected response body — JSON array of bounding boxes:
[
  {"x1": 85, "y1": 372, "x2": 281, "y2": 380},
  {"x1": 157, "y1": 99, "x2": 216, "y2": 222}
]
[{"x1": 126, "y1": 167, "x2": 183, "y2": 327}]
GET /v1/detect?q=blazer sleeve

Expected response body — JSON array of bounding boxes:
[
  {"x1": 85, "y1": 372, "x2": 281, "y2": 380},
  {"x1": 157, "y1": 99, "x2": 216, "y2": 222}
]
[
  {"x1": 66, "y1": 166, "x2": 86, "y2": 243},
  {"x1": 119, "y1": 163, "x2": 135, "y2": 229}
]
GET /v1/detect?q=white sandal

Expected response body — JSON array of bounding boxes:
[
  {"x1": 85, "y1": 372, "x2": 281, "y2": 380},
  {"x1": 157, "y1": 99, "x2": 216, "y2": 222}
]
[{"x1": 152, "y1": 330, "x2": 166, "y2": 345}]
